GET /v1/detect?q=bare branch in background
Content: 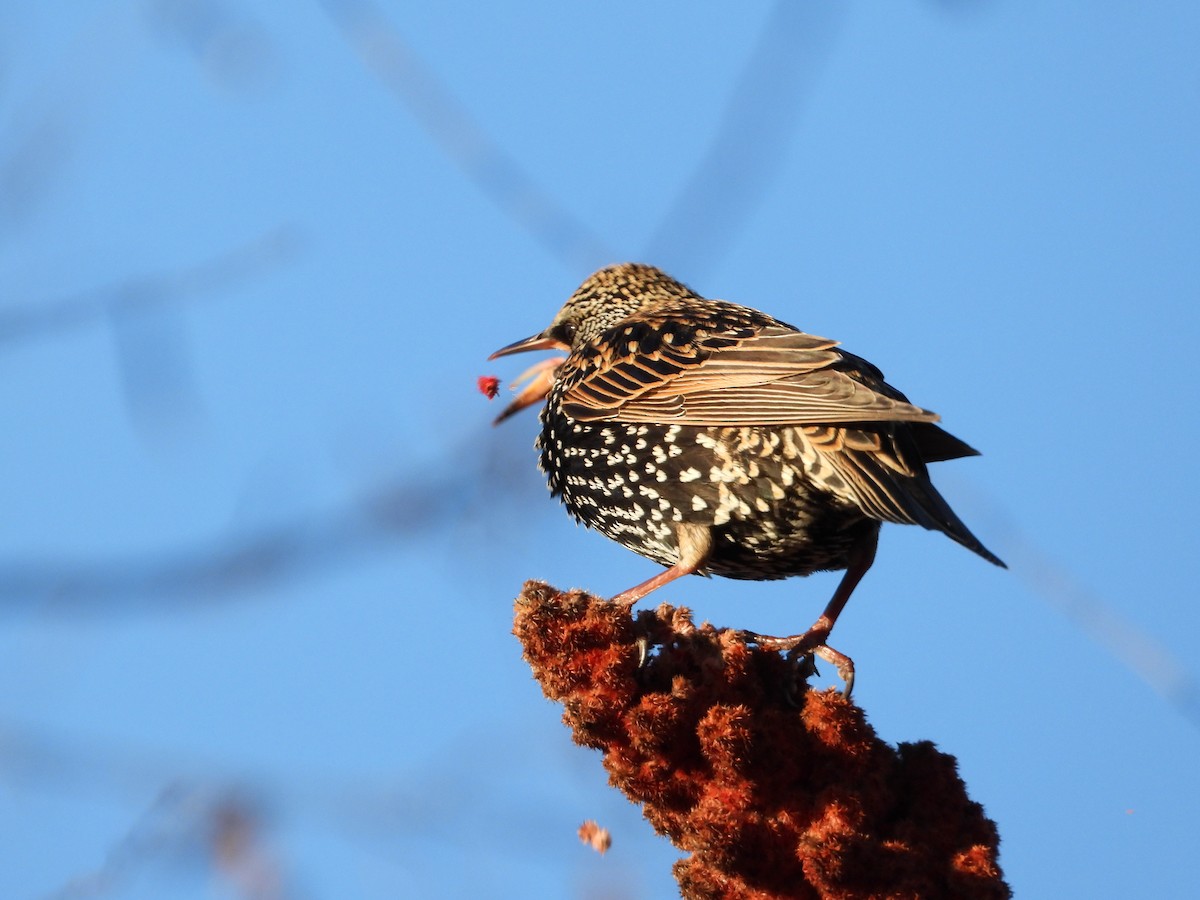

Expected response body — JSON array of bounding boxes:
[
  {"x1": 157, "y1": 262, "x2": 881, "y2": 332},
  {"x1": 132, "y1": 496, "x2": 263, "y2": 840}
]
[
  {"x1": 957, "y1": 483, "x2": 1200, "y2": 730},
  {"x1": 322, "y1": 0, "x2": 617, "y2": 273},
  {"x1": 322, "y1": 1, "x2": 840, "y2": 285},
  {"x1": 0, "y1": 9, "x2": 140, "y2": 239},
  {"x1": 142, "y1": 0, "x2": 279, "y2": 93},
  {"x1": 6, "y1": 717, "x2": 600, "y2": 897},
  {"x1": 0, "y1": 430, "x2": 528, "y2": 614},
  {"x1": 642, "y1": 0, "x2": 842, "y2": 278},
  {"x1": 3, "y1": 719, "x2": 293, "y2": 895},
  {"x1": 43, "y1": 783, "x2": 286, "y2": 900},
  {"x1": 1, "y1": 225, "x2": 302, "y2": 435},
  {"x1": 1, "y1": 9, "x2": 286, "y2": 441},
  {"x1": 0, "y1": 225, "x2": 302, "y2": 348},
  {"x1": 0, "y1": 3, "x2": 276, "y2": 241}
]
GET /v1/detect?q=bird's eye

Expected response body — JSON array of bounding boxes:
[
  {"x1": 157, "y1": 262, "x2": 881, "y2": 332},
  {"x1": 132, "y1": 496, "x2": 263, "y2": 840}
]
[{"x1": 559, "y1": 322, "x2": 578, "y2": 343}]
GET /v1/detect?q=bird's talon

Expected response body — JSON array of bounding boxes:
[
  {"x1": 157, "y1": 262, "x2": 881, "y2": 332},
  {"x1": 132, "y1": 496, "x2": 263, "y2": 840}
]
[
  {"x1": 812, "y1": 644, "x2": 855, "y2": 698},
  {"x1": 635, "y1": 634, "x2": 650, "y2": 669}
]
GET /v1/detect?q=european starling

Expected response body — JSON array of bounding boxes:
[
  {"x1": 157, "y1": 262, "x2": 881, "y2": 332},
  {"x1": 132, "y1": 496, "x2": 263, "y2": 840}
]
[{"x1": 491, "y1": 263, "x2": 1003, "y2": 692}]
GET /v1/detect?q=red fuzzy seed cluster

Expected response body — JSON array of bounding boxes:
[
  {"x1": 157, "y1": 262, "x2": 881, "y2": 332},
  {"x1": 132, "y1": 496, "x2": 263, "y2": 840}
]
[
  {"x1": 513, "y1": 582, "x2": 1010, "y2": 900},
  {"x1": 477, "y1": 375, "x2": 500, "y2": 399}
]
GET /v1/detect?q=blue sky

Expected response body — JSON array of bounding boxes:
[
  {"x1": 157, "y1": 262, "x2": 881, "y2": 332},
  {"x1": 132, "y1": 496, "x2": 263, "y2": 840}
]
[{"x1": 2, "y1": 2, "x2": 1198, "y2": 897}]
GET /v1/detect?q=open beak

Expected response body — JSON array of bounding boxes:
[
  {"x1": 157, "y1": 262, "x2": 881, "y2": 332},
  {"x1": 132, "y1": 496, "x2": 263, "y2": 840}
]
[
  {"x1": 489, "y1": 332, "x2": 568, "y2": 360},
  {"x1": 488, "y1": 331, "x2": 570, "y2": 424}
]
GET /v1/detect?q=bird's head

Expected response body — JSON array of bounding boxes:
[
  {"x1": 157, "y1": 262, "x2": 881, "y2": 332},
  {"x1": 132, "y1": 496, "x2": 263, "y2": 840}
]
[{"x1": 490, "y1": 263, "x2": 695, "y2": 360}]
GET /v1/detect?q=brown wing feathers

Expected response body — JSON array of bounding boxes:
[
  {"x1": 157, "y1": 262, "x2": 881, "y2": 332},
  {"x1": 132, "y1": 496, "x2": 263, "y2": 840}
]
[
  {"x1": 560, "y1": 312, "x2": 1003, "y2": 566},
  {"x1": 563, "y1": 321, "x2": 940, "y2": 427}
]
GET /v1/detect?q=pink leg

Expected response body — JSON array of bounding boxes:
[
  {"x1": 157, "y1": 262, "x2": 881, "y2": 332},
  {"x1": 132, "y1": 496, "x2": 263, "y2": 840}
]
[
  {"x1": 610, "y1": 523, "x2": 712, "y2": 607},
  {"x1": 742, "y1": 527, "x2": 880, "y2": 696}
]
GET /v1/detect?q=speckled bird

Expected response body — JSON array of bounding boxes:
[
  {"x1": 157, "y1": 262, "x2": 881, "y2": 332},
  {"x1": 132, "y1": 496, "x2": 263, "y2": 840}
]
[{"x1": 490, "y1": 263, "x2": 1004, "y2": 692}]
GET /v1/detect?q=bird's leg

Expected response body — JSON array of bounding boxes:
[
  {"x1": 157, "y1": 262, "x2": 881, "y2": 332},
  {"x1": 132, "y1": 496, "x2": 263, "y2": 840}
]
[
  {"x1": 741, "y1": 526, "x2": 879, "y2": 697},
  {"x1": 615, "y1": 524, "x2": 712, "y2": 670},
  {"x1": 611, "y1": 522, "x2": 712, "y2": 608},
  {"x1": 492, "y1": 357, "x2": 566, "y2": 424}
]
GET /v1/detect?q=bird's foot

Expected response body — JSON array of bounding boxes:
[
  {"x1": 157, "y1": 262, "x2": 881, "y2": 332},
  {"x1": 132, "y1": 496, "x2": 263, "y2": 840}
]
[
  {"x1": 738, "y1": 627, "x2": 856, "y2": 699},
  {"x1": 811, "y1": 643, "x2": 855, "y2": 698}
]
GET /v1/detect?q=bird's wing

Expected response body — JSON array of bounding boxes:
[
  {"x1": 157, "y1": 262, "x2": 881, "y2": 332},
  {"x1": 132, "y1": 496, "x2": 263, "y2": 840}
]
[
  {"x1": 561, "y1": 323, "x2": 941, "y2": 426},
  {"x1": 799, "y1": 422, "x2": 1004, "y2": 565}
]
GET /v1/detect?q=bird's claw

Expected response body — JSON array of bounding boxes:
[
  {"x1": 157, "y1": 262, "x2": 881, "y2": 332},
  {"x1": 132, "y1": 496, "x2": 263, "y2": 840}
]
[
  {"x1": 635, "y1": 634, "x2": 650, "y2": 669},
  {"x1": 739, "y1": 629, "x2": 855, "y2": 700}
]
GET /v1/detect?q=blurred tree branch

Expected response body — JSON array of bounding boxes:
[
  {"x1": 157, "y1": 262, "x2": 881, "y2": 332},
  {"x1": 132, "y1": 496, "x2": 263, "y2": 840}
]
[
  {"x1": 0, "y1": 429, "x2": 526, "y2": 613},
  {"x1": 322, "y1": 0, "x2": 616, "y2": 272},
  {"x1": 0, "y1": 225, "x2": 301, "y2": 347},
  {"x1": 642, "y1": 0, "x2": 841, "y2": 278}
]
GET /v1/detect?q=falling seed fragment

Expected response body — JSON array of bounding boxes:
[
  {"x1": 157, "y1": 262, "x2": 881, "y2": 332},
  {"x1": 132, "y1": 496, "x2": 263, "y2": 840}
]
[
  {"x1": 477, "y1": 375, "x2": 500, "y2": 399},
  {"x1": 578, "y1": 819, "x2": 611, "y2": 854}
]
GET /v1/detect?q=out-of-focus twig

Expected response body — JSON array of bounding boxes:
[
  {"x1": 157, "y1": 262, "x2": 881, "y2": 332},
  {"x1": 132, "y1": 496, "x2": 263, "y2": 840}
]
[
  {"x1": 0, "y1": 225, "x2": 302, "y2": 347},
  {"x1": 0, "y1": 8, "x2": 140, "y2": 239},
  {"x1": 44, "y1": 784, "x2": 286, "y2": 900},
  {"x1": 642, "y1": 0, "x2": 842, "y2": 278},
  {"x1": 5, "y1": 716, "x2": 593, "y2": 897},
  {"x1": 3, "y1": 719, "x2": 292, "y2": 896},
  {"x1": 958, "y1": 483, "x2": 1200, "y2": 730},
  {"x1": 322, "y1": 0, "x2": 616, "y2": 272},
  {"x1": 1, "y1": 225, "x2": 302, "y2": 437},
  {"x1": 141, "y1": 0, "x2": 279, "y2": 93},
  {"x1": 0, "y1": 430, "x2": 528, "y2": 614}
]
